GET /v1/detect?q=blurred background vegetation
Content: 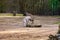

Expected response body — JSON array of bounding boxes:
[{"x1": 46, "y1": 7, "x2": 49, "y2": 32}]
[{"x1": 0, "y1": 0, "x2": 60, "y2": 16}]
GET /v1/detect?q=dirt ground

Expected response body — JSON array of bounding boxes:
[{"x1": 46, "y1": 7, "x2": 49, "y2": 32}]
[{"x1": 0, "y1": 16, "x2": 59, "y2": 40}]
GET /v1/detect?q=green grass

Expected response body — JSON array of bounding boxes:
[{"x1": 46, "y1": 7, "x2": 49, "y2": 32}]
[
  {"x1": 0, "y1": 13, "x2": 23, "y2": 16},
  {"x1": 53, "y1": 16, "x2": 60, "y2": 18},
  {"x1": 54, "y1": 21, "x2": 60, "y2": 24},
  {"x1": 16, "y1": 14, "x2": 23, "y2": 16}
]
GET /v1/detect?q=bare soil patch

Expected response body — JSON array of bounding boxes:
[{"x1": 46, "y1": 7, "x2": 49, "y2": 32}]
[{"x1": 0, "y1": 16, "x2": 59, "y2": 40}]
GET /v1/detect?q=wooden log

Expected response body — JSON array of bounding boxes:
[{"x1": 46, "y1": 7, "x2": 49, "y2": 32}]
[
  {"x1": 57, "y1": 25, "x2": 60, "y2": 34},
  {"x1": 26, "y1": 24, "x2": 42, "y2": 27}
]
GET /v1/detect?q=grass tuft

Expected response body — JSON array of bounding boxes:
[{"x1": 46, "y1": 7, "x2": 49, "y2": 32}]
[{"x1": 0, "y1": 13, "x2": 23, "y2": 16}]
